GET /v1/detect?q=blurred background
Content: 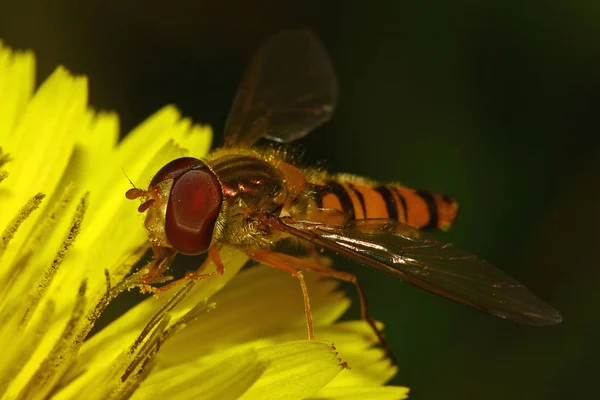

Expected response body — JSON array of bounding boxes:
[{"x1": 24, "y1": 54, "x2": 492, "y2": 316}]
[{"x1": 1, "y1": 1, "x2": 599, "y2": 399}]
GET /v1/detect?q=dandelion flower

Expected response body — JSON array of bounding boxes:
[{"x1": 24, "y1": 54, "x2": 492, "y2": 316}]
[{"x1": 0, "y1": 40, "x2": 409, "y2": 399}]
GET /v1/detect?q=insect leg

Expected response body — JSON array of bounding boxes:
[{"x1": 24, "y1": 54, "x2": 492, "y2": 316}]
[
  {"x1": 185, "y1": 246, "x2": 225, "y2": 278},
  {"x1": 152, "y1": 246, "x2": 225, "y2": 295},
  {"x1": 246, "y1": 250, "x2": 315, "y2": 340},
  {"x1": 139, "y1": 247, "x2": 177, "y2": 289},
  {"x1": 267, "y1": 252, "x2": 396, "y2": 364},
  {"x1": 307, "y1": 245, "x2": 326, "y2": 265}
]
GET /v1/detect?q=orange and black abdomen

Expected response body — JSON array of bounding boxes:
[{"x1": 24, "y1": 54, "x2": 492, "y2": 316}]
[{"x1": 311, "y1": 180, "x2": 459, "y2": 230}]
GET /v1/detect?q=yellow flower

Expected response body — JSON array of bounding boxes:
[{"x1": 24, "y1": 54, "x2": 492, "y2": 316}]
[{"x1": 0, "y1": 40, "x2": 409, "y2": 399}]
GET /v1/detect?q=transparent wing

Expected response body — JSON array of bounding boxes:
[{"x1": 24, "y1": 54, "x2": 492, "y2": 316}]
[
  {"x1": 276, "y1": 218, "x2": 562, "y2": 326},
  {"x1": 224, "y1": 29, "x2": 337, "y2": 147}
]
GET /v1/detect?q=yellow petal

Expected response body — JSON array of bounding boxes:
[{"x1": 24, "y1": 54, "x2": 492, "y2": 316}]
[
  {"x1": 116, "y1": 105, "x2": 211, "y2": 183},
  {"x1": 0, "y1": 67, "x2": 86, "y2": 276},
  {"x1": 131, "y1": 349, "x2": 268, "y2": 400},
  {"x1": 0, "y1": 41, "x2": 34, "y2": 141},
  {"x1": 52, "y1": 106, "x2": 212, "y2": 312},
  {"x1": 57, "y1": 248, "x2": 248, "y2": 395},
  {"x1": 0, "y1": 56, "x2": 215, "y2": 398},
  {"x1": 315, "y1": 321, "x2": 397, "y2": 387},
  {"x1": 156, "y1": 265, "x2": 350, "y2": 368},
  {"x1": 309, "y1": 386, "x2": 410, "y2": 400},
  {"x1": 59, "y1": 110, "x2": 120, "y2": 192},
  {"x1": 1, "y1": 67, "x2": 84, "y2": 216},
  {"x1": 239, "y1": 340, "x2": 346, "y2": 400},
  {"x1": 1, "y1": 39, "x2": 405, "y2": 400}
]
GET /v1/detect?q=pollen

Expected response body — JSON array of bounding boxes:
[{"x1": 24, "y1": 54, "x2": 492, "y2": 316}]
[
  {"x1": 31, "y1": 193, "x2": 88, "y2": 301},
  {"x1": 0, "y1": 148, "x2": 10, "y2": 182},
  {"x1": 0, "y1": 192, "x2": 45, "y2": 254}
]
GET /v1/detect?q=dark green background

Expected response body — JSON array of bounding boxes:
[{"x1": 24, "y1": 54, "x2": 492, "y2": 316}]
[{"x1": 2, "y1": 1, "x2": 599, "y2": 399}]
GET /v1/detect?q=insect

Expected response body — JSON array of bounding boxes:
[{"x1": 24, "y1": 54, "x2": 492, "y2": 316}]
[{"x1": 126, "y1": 29, "x2": 562, "y2": 358}]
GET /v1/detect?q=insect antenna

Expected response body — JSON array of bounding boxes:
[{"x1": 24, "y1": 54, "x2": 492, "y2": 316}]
[{"x1": 122, "y1": 168, "x2": 145, "y2": 200}]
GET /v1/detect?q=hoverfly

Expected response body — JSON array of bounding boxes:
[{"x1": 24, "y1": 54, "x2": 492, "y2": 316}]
[{"x1": 126, "y1": 30, "x2": 562, "y2": 358}]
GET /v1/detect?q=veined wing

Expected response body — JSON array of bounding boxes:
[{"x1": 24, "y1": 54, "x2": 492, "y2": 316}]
[
  {"x1": 276, "y1": 218, "x2": 562, "y2": 326},
  {"x1": 224, "y1": 29, "x2": 337, "y2": 147}
]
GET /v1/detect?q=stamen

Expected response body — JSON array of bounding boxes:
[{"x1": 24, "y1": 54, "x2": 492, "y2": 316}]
[
  {"x1": 122, "y1": 313, "x2": 172, "y2": 383},
  {"x1": 117, "y1": 300, "x2": 217, "y2": 398},
  {"x1": 0, "y1": 193, "x2": 45, "y2": 258},
  {"x1": 80, "y1": 243, "x2": 150, "y2": 341},
  {"x1": 160, "y1": 300, "x2": 217, "y2": 343},
  {"x1": 0, "y1": 300, "x2": 55, "y2": 395},
  {"x1": 30, "y1": 193, "x2": 88, "y2": 302},
  {"x1": 18, "y1": 281, "x2": 88, "y2": 399},
  {"x1": 0, "y1": 192, "x2": 90, "y2": 386},
  {"x1": 0, "y1": 149, "x2": 12, "y2": 183},
  {"x1": 25, "y1": 184, "x2": 76, "y2": 255},
  {"x1": 128, "y1": 281, "x2": 195, "y2": 359},
  {"x1": 0, "y1": 186, "x2": 76, "y2": 296},
  {"x1": 120, "y1": 282, "x2": 196, "y2": 382},
  {"x1": 0, "y1": 148, "x2": 11, "y2": 168}
]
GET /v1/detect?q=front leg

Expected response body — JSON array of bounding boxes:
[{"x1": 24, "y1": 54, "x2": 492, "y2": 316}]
[
  {"x1": 150, "y1": 246, "x2": 225, "y2": 295},
  {"x1": 138, "y1": 246, "x2": 178, "y2": 292}
]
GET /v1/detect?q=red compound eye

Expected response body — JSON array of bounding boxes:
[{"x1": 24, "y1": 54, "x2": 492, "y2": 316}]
[
  {"x1": 151, "y1": 157, "x2": 223, "y2": 255},
  {"x1": 150, "y1": 157, "x2": 203, "y2": 187}
]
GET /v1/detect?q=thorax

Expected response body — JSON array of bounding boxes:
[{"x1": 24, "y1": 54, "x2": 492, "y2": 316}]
[{"x1": 204, "y1": 147, "x2": 310, "y2": 248}]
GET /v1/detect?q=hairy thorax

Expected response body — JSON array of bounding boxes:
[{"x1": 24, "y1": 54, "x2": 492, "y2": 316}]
[{"x1": 205, "y1": 147, "x2": 309, "y2": 249}]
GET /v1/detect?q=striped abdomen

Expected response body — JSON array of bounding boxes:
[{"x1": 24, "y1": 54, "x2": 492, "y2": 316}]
[{"x1": 311, "y1": 180, "x2": 458, "y2": 230}]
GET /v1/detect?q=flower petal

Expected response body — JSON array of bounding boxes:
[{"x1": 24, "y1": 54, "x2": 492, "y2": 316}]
[
  {"x1": 131, "y1": 349, "x2": 268, "y2": 400},
  {"x1": 313, "y1": 321, "x2": 397, "y2": 387},
  {"x1": 1, "y1": 66, "x2": 84, "y2": 208},
  {"x1": 46, "y1": 106, "x2": 213, "y2": 315},
  {"x1": 56, "y1": 248, "x2": 248, "y2": 395},
  {"x1": 117, "y1": 105, "x2": 211, "y2": 184},
  {"x1": 0, "y1": 67, "x2": 86, "y2": 274},
  {"x1": 309, "y1": 386, "x2": 410, "y2": 400},
  {"x1": 239, "y1": 340, "x2": 346, "y2": 400},
  {"x1": 1, "y1": 38, "x2": 404, "y2": 400},
  {"x1": 156, "y1": 265, "x2": 350, "y2": 368},
  {"x1": 0, "y1": 41, "x2": 34, "y2": 142}
]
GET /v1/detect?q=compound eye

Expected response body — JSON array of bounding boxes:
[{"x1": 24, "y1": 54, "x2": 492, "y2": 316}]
[
  {"x1": 150, "y1": 157, "x2": 204, "y2": 187},
  {"x1": 165, "y1": 164, "x2": 222, "y2": 255}
]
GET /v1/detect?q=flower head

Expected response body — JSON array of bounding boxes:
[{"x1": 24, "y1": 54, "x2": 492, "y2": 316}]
[{"x1": 0, "y1": 40, "x2": 408, "y2": 399}]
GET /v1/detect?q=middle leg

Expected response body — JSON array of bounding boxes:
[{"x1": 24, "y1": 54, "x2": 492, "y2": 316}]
[
  {"x1": 246, "y1": 250, "x2": 315, "y2": 340},
  {"x1": 266, "y1": 251, "x2": 396, "y2": 363},
  {"x1": 152, "y1": 246, "x2": 225, "y2": 295}
]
